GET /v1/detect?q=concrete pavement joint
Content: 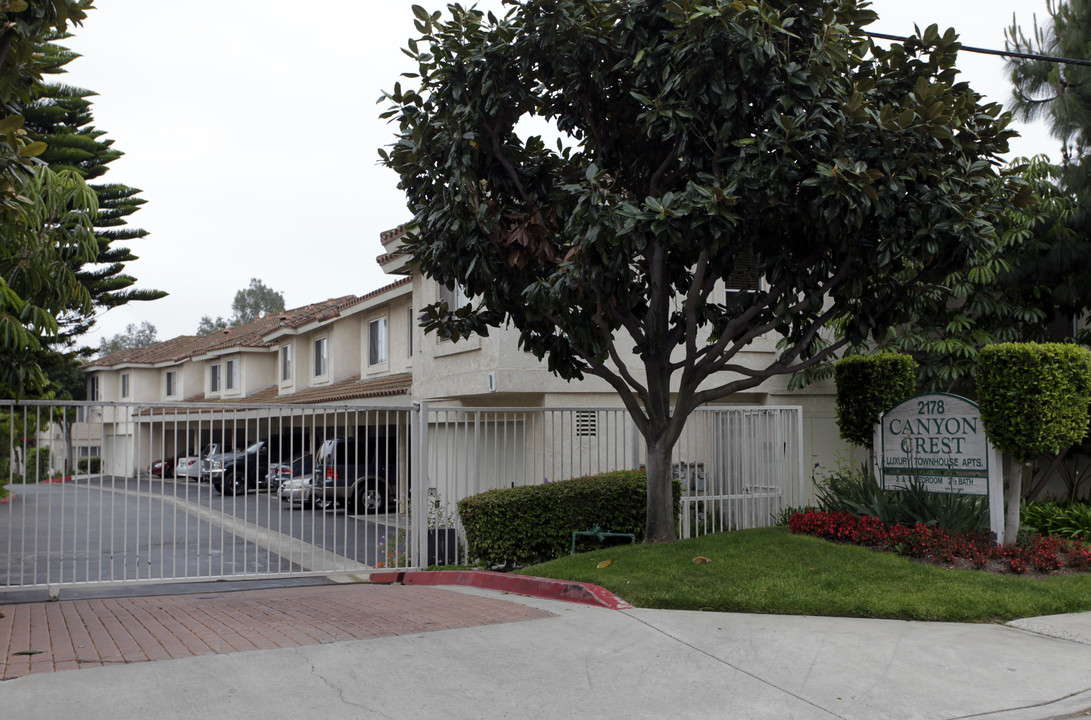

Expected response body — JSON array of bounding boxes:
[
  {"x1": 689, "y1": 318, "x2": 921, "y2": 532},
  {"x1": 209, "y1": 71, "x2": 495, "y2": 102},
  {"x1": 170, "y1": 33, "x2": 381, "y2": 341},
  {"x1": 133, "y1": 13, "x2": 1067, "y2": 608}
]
[
  {"x1": 616, "y1": 608, "x2": 846, "y2": 719},
  {"x1": 1006, "y1": 619, "x2": 1091, "y2": 646},
  {"x1": 948, "y1": 688, "x2": 1091, "y2": 720}
]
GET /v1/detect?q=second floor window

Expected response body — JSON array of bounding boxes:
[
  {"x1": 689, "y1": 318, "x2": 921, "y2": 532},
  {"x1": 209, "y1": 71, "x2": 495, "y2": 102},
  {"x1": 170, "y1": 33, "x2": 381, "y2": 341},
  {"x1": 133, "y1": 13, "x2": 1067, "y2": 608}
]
[
  {"x1": 369, "y1": 317, "x2": 387, "y2": 366},
  {"x1": 120, "y1": 373, "x2": 129, "y2": 399},
  {"x1": 226, "y1": 359, "x2": 238, "y2": 390},
  {"x1": 210, "y1": 364, "x2": 221, "y2": 393},
  {"x1": 438, "y1": 283, "x2": 469, "y2": 344},
  {"x1": 314, "y1": 337, "x2": 328, "y2": 377},
  {"x1": 407, "y1": 307, "x2": 414, "y2": 358},
  {"x1": 281, "y1": 344, "x2": 292, "y2": 382},
  {"x1": 88, "y1": 375, "x2": 99, "y2": 401},
  {"x1": 166, "y1": 371, "x2": 176, "y2": 397}
]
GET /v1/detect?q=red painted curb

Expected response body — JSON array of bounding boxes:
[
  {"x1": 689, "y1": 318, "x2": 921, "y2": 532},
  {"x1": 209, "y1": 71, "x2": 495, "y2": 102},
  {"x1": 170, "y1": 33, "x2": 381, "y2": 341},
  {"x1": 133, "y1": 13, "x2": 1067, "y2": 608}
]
[{"x1": 369, "y1": 569, "x2": 634, "y2": 610}]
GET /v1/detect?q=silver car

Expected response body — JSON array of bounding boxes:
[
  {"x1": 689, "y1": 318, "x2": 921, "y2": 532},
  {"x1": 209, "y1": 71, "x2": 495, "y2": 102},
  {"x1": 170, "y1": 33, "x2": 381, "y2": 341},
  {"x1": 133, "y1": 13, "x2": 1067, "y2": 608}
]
[
  {"x1": 176, "y1": 444, "x2": 220, "y2": 480},
  {"x1": 279, "y1": 475, "x2": 316, "y2": 507}
]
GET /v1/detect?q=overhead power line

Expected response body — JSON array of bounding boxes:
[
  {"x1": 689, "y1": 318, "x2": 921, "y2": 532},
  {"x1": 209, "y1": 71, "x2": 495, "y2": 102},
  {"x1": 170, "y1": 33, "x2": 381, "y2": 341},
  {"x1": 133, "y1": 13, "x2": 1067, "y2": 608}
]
[{"x1": 866, "y1": 31, "x2": 1091, "y2": 68}]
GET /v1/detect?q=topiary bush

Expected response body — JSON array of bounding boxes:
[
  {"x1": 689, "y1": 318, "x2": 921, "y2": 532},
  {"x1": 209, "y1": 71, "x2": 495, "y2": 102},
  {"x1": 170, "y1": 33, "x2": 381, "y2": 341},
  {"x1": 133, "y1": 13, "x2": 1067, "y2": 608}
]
[
  {"x1": 835, "y1": 353, "x2": 918, "y2": 448},
  {"x1": 25, "y1": 447, "x2": 50, "y2": 481},
  {"x1": 977, "y1": 342, "x2": 1091, "y2": 544},
  {"x1": 977, "y1": 343, "x2": 1091, "y2": 463},
  {"x1": 457, "y1": 470, "x2": 682, "y2": 568}
]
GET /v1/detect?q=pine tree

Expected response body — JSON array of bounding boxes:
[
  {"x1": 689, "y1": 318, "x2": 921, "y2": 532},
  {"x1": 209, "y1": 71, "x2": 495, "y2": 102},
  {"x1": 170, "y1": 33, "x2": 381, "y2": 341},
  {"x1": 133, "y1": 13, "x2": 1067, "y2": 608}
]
[
  {"x1": 1006, "y1": 1, "x2": 1091, "y2": 323},
  {"x1": 22, "y1": 34, "x2": 165, "y2": 344}
]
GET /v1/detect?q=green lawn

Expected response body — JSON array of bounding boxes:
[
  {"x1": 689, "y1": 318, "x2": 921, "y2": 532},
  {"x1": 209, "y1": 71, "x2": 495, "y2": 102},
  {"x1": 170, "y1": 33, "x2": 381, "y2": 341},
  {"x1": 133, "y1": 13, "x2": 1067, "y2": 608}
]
[{"x1": 519, "y1": 526, "x2": 1091, "y2": 623}]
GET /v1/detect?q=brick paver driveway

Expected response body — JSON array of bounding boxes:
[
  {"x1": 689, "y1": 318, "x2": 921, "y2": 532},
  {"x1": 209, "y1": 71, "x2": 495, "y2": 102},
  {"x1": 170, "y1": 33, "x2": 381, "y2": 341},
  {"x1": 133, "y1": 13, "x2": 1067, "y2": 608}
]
[{"x1": 1, "y1": 583, "x2": 553, "y2": 679}]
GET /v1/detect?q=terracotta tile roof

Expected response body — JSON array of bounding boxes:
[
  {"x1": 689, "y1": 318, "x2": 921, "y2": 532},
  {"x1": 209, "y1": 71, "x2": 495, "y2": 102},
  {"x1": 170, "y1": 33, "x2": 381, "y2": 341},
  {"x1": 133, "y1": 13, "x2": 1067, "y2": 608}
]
[
  {"x1": 203, "y1": 296, "x2": 358, "y2": 348},
  {"x1": 358, "y1": 276, "x2": 411, "y2": 301},
  {"x1": 380, "y1": 224, "x2": 407, "y2": 246},
  {"x1": 84, "y1": 296, "x2": 360, "y2": 369},
  {"x1": 275, "y1": 373, "x2": 412, "y2": 404},
  {"x1": 135, "y1": 374, "x2": 412, "y2": 415},
  {"x1": 84, "y1": 334, "x2": 215, "y2": 368}
]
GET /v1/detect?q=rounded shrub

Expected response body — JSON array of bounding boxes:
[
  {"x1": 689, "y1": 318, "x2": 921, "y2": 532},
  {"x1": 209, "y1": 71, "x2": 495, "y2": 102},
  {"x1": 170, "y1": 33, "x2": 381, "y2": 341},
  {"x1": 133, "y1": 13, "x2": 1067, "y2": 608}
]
[
  {"x1": 835, "y1": 353, "x2": 918, "y2": 447},
  {"x1": 457, "y1": 470, "x2": 682, "y2": 568},
  {"x1": 977, "y1": 343, "x2": 1091, "y2": 463}
]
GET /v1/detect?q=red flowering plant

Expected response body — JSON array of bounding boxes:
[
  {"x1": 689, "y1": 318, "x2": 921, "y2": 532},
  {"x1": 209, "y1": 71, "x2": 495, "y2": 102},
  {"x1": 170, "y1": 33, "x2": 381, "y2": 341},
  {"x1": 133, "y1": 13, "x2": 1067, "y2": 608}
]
[{"x1": 788, "y1": 510, "x2": 1091, "y2": 575}]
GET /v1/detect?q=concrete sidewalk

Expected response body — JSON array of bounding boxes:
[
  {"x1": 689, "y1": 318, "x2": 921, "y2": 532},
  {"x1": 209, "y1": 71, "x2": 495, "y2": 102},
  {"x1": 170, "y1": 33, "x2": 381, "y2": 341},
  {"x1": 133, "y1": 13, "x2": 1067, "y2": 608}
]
[{"x1": 2, "y1": 581, "x2": 1091, "y2": 719}]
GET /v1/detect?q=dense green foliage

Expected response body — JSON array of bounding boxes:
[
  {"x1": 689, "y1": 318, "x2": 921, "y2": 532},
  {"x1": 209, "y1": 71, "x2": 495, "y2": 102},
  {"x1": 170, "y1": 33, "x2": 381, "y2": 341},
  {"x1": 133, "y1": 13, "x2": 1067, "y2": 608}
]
[
  {"x1": 834, "y1": 353, "x2": 917, "y2": 447},
  {"x1": 1006, "y1": 2, "x2": 1091, "y2": 330},
  {"x1": 382, "y1": 0, "x2": 1018, "y2": 542},
  {"x1": 977, "y1": 343, "x2": 1091, "y2": 463},
  {"x1": 815, "y1": 462, "x2": 988, "y2": 533},
  {"x1": 0, "y1": 3, "x2": 160, "y2": 397},
  {"x1": 23, "y1": 37, "x2": 163, "y2": 344},
  {"x1": 25, "y1": 445, "x2": 49, "y2": 480},
  {"x1": 76, "y1": 456, "x2": 100, "y2": 473},
  {"x1": 457, "y1": 471, "x2": 681, "y2": 567},
  {"x1": 521, "y1": 526, "x2": 1091, "y2": 622},
  {"x1": 1023, "y1": 500, "x2": 1091, "y2": 539}
]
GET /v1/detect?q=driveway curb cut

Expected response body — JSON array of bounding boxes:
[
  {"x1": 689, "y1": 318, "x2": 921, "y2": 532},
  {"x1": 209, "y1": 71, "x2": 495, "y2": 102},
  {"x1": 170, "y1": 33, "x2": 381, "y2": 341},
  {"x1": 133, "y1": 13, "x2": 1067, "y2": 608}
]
[{"x1": 368, "y1": 570, "x2": 634, "y2": 610}]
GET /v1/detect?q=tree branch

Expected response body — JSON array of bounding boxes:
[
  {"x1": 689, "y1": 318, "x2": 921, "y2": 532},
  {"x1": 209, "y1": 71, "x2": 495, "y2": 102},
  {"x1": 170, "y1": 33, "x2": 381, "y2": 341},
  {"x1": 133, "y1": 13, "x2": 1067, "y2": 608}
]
[{"x1": 487, "y1": 117, "x2": 530, "y2": 203}]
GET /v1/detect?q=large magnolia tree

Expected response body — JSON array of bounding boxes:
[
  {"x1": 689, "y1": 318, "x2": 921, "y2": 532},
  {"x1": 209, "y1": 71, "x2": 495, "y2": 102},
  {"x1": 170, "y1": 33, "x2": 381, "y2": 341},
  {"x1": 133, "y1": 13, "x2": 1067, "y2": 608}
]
[{"x1": 381, "y1": 0, "x2": 1020, "y2": 541}]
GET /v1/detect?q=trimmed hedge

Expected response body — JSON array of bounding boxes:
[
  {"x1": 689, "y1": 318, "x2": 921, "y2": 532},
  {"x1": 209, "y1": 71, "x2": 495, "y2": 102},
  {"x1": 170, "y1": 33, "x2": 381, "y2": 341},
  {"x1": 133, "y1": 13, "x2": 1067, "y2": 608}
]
[
  {"x1": 835, "y1": 353, "x2": 917, "y2": 448},
  {"x1": 978, "y1": 343, "x2": 1091, "y2": 463},
  {"x1": 25, "y1": 447, "x2": 50, "y2": 481},
  {"x1": 78, "y1": 457, "x2": 101, "y2": 473},
  {"x1": 457, "y1": 470, "x2": 682, "y2": 568}
]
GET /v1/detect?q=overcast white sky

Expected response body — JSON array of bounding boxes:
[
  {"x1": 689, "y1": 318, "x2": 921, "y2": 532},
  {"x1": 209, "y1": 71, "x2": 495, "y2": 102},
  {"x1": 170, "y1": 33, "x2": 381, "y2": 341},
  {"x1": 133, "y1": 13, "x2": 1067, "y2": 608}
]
[{"x1": 59, "y1": 1, "x2": 1061, "y2": 349}]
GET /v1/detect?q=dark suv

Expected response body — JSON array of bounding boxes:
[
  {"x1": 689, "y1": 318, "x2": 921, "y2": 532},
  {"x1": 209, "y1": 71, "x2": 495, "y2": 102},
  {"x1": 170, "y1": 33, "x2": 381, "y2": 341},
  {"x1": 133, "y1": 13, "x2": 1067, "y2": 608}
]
[
  {"x1": 210, "y1": 440, "x2": 273, "y2": 495},
  {"x1": 316, "y1": 436, "x2": 393, "y2": 513}
]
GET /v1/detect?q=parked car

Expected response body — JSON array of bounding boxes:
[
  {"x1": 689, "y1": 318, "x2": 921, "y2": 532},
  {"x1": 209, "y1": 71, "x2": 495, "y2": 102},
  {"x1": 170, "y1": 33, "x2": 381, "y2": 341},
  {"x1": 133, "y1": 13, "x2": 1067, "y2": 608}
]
[
  {"x1": 316, "y1": 436, "x2": 394, "y2": 514},
  {"x1": 278, "y1": 475, "x2": 317, "y2": 507},
  {"x1": 176, "y1": 444, "x2": 220, "y2": 481},
  {"x1": 266, "y1": 452, "x2": 314, "y2": 492},
  {"x1": 150, "y1": 457, "x2": 175, "y2": 477},
  {"x1": 210, "y1": 440, "x2": 272, "y2": 495}
]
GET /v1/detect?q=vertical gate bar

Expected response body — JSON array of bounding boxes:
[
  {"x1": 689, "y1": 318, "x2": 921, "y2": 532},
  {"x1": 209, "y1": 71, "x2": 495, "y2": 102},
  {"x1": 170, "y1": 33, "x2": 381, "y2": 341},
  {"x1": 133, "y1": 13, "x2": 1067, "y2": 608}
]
[
  {"x1": 5, "y1": 403, "x2": 14, "y2": 586},
  {"x1": 411, "y1": 402, "x2": 426, "y2": 568},
  {"x1": 795, "y1": 408, "x2": 805, "y2": 510},
  {"x1": 35, "y1": 405, "x2": 49, "y2": 586}
]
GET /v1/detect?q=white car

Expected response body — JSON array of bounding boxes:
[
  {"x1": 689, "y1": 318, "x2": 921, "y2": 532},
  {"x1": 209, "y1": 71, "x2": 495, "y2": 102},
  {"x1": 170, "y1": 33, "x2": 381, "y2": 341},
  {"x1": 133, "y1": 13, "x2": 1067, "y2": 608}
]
[
  {"x1": 279, "y1": 475, "x2": 316, "y2": 507},
  {"x1": 175, "y1": 444, "x2": 220, "y2": 481}
]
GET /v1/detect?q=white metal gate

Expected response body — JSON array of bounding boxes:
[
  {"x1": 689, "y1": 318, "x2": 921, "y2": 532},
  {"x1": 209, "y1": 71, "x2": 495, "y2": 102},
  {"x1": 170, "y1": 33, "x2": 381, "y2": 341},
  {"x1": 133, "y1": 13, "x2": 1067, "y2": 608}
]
[{"x1": 1, "y1": 400, "x2": 802, "y2": 590}]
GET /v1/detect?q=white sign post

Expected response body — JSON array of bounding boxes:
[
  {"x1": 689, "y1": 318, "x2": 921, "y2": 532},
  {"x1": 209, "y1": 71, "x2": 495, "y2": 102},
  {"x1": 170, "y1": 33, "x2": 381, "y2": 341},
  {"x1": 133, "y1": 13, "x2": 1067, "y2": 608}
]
[{"x1": 873, "y1": 393, "x2": 1004, "y2": 543}]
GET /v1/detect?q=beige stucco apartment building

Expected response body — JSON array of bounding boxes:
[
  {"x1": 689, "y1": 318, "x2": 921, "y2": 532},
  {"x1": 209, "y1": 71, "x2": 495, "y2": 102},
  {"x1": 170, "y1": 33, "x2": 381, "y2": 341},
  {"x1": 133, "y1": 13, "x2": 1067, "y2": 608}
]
[{"x1": 76, "y1": 226, "x2": 854, "y2": 501}]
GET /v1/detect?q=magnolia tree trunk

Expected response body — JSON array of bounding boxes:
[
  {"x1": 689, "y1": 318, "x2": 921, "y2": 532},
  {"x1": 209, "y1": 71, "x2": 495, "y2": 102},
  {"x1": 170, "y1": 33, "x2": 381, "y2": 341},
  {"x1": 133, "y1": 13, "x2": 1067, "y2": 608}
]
[{"x1": 645, "y1": 435, "x2": 678, "y2": 543}]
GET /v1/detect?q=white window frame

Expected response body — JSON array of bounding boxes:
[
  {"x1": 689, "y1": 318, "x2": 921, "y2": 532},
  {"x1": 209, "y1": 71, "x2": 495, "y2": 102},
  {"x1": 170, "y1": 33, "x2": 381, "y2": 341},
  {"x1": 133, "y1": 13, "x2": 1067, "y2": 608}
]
[
  {"x1": 407, "y1": 307, "x2": 414, "y2": 359},
  {"x1": 165, "y1": 371, "x2": 177, "y2": 398},
  {"x1": 437, "y1": 282, "x2": 470, "y2": 345},
  {"x1": 369, "y1": 317, "x2": 388, "y2": 367},
  {"x1": 120, "y1": 373, "x2": 129, "y2": 399},
  {"x1": 210, "y1": 363, "x2": 221, "y2": 393},
  {"x1": 88, "y1": 375, "x2": 99, "y2": 401},
  {"x1": 314, "y1": 337, "x2": 328, "y2": 378},
  {"x1": 281, "y1": 344, "x2": 292, "y2": 382},
  {"x1": 225, "y1": 358, "x2": 238, "y2": 391}
]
